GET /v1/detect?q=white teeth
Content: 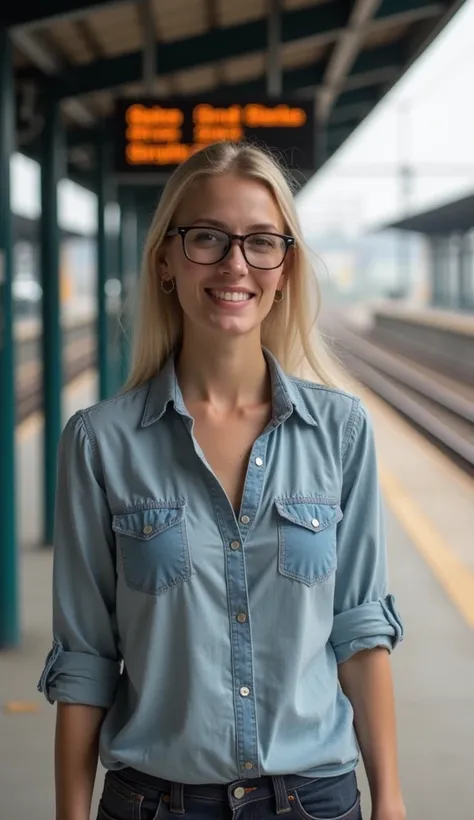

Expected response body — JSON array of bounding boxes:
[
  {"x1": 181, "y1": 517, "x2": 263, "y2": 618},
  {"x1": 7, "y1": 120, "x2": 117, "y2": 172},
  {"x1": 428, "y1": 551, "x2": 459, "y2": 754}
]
[{"x1": 209, "y1": 290, "x2": 252, "y2": 302}]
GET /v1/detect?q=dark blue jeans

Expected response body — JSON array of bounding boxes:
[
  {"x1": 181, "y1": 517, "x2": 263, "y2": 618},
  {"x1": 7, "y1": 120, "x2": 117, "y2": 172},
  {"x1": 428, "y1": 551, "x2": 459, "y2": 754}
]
[{"x1": 97, "y1": 767, "x2": 362, "y2": 820}]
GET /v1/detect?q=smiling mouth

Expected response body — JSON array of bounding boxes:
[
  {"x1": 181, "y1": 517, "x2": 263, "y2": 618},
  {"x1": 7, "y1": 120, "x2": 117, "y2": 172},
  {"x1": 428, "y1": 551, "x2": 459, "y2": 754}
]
[{"x1": 205, "y1": 288, "x2": 255, "y2": 303}]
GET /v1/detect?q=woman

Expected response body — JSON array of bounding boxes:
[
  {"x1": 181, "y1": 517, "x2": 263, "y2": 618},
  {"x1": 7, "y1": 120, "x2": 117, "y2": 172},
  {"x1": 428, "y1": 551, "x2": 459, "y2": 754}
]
[{"x1": 39, "y1": 141, "x2": 405, "y2": 820}]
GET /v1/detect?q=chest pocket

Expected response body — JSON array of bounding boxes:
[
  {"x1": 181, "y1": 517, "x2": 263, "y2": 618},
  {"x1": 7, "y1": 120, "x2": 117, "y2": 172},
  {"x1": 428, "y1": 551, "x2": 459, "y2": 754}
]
[
  {"x1": 112, "y1": 502, "x2": 192, "y2": 596},
  {"x1": 276, "y1": 497, "x2": 343, "y2": 585}
]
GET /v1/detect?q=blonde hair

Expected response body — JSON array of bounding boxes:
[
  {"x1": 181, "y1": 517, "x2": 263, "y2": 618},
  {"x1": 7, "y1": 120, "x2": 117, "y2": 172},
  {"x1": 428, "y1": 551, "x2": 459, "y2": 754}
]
[{"x1": 124, "y1": 141, "x2": 343, "y2": 390}]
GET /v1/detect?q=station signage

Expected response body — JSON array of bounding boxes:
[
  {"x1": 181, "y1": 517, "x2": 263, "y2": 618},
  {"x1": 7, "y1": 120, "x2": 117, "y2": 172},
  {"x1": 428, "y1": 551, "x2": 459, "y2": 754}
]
[{"x1": 114, "y1": 98, "x2": 315, "y2": 173}]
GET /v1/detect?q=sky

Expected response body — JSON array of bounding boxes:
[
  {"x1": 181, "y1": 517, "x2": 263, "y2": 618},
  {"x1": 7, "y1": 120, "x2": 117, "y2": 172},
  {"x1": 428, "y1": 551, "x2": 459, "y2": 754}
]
[{"x1": 10, "y1": 0, "x2": 474, "y2": 240}]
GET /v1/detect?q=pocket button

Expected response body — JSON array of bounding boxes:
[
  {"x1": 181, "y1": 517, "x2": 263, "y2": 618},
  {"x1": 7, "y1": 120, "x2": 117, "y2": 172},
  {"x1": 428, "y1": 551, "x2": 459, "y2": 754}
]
[
  {"x1": 311, "y1": 518, "x2": 320, "y2": 528},
  {"x1": 143, "y1": 525, "x2": 153, "y2": 535}
]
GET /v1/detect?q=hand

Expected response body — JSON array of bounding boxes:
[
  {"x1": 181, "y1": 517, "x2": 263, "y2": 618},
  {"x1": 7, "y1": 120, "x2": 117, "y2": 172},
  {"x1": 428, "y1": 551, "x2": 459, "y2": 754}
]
[{"x1": 371, "y1": 795, "x2": 407, "y2": 820}]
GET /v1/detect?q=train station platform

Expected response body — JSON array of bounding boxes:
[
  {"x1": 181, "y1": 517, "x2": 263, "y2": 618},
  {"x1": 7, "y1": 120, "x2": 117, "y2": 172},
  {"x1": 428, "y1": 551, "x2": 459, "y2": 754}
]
[{"x1": 1, "y1": 369, "x2": 474, "y2": 820}]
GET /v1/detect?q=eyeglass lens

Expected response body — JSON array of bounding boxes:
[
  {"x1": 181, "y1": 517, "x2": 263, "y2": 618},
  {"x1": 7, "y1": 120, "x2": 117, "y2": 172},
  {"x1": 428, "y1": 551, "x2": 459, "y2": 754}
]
[{"x1": 183, "y1": 228, "x2": 288, "y2": 268}]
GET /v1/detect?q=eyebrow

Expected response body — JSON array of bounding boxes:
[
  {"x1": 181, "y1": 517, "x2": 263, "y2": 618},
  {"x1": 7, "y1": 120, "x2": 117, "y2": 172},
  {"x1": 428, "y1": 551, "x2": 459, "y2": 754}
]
[{"x1": 189, "y1": 218, "x2": 282, "y2": 233}]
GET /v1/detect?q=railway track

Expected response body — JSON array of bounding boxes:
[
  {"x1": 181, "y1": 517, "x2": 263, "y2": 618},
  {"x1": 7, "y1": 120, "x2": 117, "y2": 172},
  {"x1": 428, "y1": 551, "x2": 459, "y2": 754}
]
[
  {"x1": 330, "y1": 320, "x2": 474, "y2": 474},
  {"x1": 16, "y1": 316, "x2": 474, "y2": 476},
  {"x1": 16, "y1": 332, "x2": 95, "y2": 424}
]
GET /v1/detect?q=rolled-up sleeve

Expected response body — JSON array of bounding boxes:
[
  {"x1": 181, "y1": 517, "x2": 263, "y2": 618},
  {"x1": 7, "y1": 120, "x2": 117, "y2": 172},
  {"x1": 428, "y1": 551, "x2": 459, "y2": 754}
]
[
  {"x1": 37, "y1": 412, "x2": 121, "y2": 707},
  {"x1": 330, "y1": 400, "x2": 404, "y2": 664}
]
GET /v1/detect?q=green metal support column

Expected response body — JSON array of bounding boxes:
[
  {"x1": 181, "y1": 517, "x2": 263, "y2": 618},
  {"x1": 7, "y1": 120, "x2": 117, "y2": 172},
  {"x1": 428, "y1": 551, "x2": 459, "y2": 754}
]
[
  {"x1": 0, "y1": 29, "x2": 19, "y2": 648},
  {"x1": 40, "y1": 97, "x2": 64, "y2": 547},
  {"x1": 97, "y1": 132, "x2": 109, "y2": 400}
]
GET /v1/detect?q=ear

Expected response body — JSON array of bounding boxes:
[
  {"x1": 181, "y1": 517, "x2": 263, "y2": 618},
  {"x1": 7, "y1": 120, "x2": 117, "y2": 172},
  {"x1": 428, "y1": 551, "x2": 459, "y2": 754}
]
[{"x1": 157, "y1": 249, "x2": 169, "y2": 279}]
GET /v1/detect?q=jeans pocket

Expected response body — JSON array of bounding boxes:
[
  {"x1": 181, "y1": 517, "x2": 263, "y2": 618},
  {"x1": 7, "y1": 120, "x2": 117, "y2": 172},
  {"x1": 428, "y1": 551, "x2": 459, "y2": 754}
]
[
  {"x1": 112, "y1": 502, "x2": 192, "y2": 595},
  {"x1": 97, "y1": 772, "x2": 145, "y2": 820},
  {"x1": 276, "y1": 497, "x2": 342, "y2": 585},
  {"x1": 290, "y1": 772, "x2": 361, "y2": 820}
]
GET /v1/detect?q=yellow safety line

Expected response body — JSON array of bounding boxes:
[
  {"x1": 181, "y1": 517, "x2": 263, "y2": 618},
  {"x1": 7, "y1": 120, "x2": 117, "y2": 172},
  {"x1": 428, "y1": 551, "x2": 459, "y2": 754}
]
[{"x1": 380, "y1": 465, "x2": 474, "y2": 631}]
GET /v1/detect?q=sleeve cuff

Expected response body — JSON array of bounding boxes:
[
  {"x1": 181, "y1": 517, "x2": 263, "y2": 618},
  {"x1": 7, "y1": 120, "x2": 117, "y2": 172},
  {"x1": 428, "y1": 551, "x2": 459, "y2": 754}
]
[
  {"x1": 37, "y1": 641, "x2": 121, "y2": 708},
  {"x1": 330, "y1": 593, "x2": 404, "y2": 664}
]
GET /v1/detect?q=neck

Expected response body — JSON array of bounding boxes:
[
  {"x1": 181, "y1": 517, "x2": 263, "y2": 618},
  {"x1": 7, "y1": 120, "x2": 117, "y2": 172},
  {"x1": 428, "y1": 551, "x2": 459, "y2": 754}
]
[{"x1": 177, "y1": 328, "x2": 269, "y2": 411}]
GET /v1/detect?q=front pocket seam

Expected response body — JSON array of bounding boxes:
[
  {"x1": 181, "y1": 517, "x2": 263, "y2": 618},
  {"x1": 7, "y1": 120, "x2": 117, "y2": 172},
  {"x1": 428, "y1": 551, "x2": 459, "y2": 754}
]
[
  {"x1": 276, "y1": 495, "x2": 340, "y2": 505},
  {"x1": 106, "y1": 773, "x2": 145, "y2": 804},
  {"x1": 292, "y1": 790, "x2": 361, "y2": 820},
  {"x1": 279, "y1": 526, "x2": 337, "y2": 586},
  {"x1": 118, "y1": 513, "x2": 192, "y2": 596}
]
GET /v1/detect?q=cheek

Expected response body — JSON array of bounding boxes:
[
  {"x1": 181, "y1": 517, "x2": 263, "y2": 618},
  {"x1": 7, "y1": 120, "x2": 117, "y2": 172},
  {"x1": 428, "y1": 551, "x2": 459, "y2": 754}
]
[{"x1": 256, "y1": 271, "x2": 283, "y2": 299}]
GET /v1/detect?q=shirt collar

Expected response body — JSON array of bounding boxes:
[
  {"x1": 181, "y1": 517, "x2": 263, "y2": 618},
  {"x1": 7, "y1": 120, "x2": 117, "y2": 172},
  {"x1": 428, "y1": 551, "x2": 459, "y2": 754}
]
[{"x1": 141, "y1": 347, "x2": 318, "y2": 428}]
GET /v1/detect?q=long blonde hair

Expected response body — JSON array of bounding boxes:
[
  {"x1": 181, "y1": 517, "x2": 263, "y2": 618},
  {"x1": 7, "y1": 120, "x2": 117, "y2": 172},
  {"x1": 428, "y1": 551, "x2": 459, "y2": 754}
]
[{"x1": 124, "y1": 141, "x2": 342, "y2": 390}]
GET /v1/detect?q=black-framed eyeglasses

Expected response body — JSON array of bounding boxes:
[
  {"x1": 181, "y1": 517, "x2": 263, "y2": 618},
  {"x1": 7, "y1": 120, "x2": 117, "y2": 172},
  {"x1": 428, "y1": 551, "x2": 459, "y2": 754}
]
[{"x1": 166, "y1": 226, "x2": 295, "y2": 270}]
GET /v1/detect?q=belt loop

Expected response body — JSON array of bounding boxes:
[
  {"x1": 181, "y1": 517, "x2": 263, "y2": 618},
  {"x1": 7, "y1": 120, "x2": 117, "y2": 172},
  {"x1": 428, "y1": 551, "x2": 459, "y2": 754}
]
[
  {"x1": 272, "y1": 776, "x2": 292, "y2": 815},
  {"x1": 169, "y1": 781, "x2": 185, "y2": 814}
]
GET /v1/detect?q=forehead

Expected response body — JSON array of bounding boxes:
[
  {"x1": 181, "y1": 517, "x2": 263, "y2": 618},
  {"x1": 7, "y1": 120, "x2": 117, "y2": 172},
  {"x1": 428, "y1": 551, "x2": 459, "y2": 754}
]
[{"x1": 175, "y1": 173, "x2": 285, "y2": 229}]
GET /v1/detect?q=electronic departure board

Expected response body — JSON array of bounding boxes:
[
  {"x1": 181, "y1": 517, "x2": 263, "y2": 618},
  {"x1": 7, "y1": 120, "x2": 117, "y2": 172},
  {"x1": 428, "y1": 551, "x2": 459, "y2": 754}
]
[{"x1": 114, "y1": 99, "x2": 315, "y2": 174}]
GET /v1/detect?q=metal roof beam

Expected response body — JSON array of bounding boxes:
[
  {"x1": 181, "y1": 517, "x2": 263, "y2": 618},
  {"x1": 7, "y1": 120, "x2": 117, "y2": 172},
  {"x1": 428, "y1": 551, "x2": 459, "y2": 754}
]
[
  {"x1": 55, "y1": 1, "x2": 348, "y2": 97},
  {"x1": 318, "y1": 0, "x2": 382, "y2": 123},
  {"x1": 51, "y1": 0, "x2": 443, "y2": 100},
  {"x1": 10, "y1": 29, "x2": 96, "y2": 126},
  {"x1": 6, "y1": 0, "x2": 123, "y2": 30}
]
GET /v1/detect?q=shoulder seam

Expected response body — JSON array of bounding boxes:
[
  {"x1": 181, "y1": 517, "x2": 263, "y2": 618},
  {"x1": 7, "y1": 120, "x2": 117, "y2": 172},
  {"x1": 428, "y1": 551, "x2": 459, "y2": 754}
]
[
  {"x1": 77, "y1": 409, "x2": 107, "y2": 490},
  {"x1": 82, "y1": 383, "x2": 150, "y2": 416},
  {"x1": 289, "y1": 376, "x2": 357, "y2": 401},
  {"x1": 341, "y1": 396, "x2": 360, "y2": 461}
]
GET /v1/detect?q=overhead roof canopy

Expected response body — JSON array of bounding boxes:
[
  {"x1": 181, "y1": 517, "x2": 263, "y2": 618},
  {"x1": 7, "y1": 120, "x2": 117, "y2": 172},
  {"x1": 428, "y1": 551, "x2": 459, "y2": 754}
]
[
  {"x1": 384, "y1": 192, "x2": 474, "y2": 235},
  {"x1": 7, "y1": 0, "x2": 467, "y2": 187}
]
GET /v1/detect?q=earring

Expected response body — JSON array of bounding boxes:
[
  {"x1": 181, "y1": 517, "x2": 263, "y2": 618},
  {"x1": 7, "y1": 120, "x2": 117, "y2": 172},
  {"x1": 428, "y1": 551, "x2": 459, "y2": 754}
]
[
  {"x1": 161, "y1": 278, "x2": 175, "y2": 294},
  {"x1": 274, "y1": 289, "x2": 285, "y2": 303}
]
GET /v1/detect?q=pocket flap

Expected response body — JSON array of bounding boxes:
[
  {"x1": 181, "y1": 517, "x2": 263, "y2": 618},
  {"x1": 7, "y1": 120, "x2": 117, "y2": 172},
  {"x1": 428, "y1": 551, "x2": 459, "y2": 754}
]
[
  {"x1": 112, "y1": 503, "x2": 185, "y2": 540},
  {"x1": 275, "y1": 498, "x2": 342, "y2": 533}
]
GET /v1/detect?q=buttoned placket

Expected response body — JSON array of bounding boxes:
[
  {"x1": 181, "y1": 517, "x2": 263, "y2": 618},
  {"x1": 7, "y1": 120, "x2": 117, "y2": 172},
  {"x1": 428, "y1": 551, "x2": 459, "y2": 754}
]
[
  {"x1": 183, "y1": 407, "x2": 272, "y2": 779},
  {"x1": 177, "y1": 383, "x2": 292, "y2": 779}
]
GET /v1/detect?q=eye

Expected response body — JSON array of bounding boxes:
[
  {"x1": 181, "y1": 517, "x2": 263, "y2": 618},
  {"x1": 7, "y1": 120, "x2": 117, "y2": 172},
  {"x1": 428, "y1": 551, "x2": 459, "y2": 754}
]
[{"x1": 190, "y1": 229, "x2": 226, "y2": 246}]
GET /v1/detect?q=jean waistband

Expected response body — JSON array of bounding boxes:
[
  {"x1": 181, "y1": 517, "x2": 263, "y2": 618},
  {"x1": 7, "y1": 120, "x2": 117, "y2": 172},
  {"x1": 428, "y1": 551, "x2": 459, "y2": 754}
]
[{"x1": 116, "y1": 767, "x2": 317, "y2": 815}]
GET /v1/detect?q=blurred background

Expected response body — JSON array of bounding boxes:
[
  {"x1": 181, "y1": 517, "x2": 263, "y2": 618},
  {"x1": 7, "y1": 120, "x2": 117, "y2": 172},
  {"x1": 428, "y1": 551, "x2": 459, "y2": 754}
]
[{"x1": 1, "y1": 0, "x2": 473, "y2": 817}]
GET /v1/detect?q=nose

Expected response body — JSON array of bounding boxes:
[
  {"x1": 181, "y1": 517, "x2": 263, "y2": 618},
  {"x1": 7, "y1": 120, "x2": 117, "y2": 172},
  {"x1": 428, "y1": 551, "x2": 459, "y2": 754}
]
[{"x1": 218, "y1": 240, "x2": 248, "y2": 275}]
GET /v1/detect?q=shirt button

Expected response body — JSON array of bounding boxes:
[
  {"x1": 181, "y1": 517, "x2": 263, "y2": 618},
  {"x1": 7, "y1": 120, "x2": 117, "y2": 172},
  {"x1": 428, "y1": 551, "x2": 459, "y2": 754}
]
[
  {"x1": 244, "y1": 761, "x2": 254, "y2": 770},
  {"x1": 255, "y1": 457, "x2": 263, "y2": 467},
  {"x1": 240, "y1": 686, "x2": 250, "y2": 697},
  {"x1": 236, "y1": 612, "x2": 248, "y2": 623},
  {"x1": 143, "y1": 525, "x2": 153, "y2": 535},
  {"x1": 233, "y1": 787, "x2": 246, "y2": 799},
  {"x1": 230, "y1": 540, "x2": 241, "y2": 550},
  {"x1": 240, "y1": 515, "x2": 250, "y2": 525},
  {"x1": 311, "y1": 518, "x2": 320, "y2": 529}
]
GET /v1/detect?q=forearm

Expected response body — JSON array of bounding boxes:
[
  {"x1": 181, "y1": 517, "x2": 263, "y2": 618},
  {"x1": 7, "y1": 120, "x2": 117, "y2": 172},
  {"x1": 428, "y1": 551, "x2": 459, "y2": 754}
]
[
  {"x1": 55, "y1": 702, "x2": 106, "y2": 820},
  {"x1": 338, "y1": 648, "x2": 402, "y2": 805}
]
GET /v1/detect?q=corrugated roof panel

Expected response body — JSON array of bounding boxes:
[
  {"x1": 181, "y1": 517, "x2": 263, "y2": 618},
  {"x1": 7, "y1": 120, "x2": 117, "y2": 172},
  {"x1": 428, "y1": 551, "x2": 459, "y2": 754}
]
[
  {"x1": 156, "y1": 0, "x2": 208, "y2": 42},
  {"x1": 46, "y1": 19, "x2": 96, "y2": 64},
  {"x1": 281, "y1": 40, "x2": 325, "y2": 67},
  {"x1": 121, "y1": 78, "x2": 173, "y2": 96},
  {"x1": 86, "y1": 3, "x2": 143, "y2": 56},
  {"x1": 223, "y1": 53, "x2": 266, "y2": 83},
  {"x1": 364, "y1": 19, "x2": 409, "y2": 48},
  {"x1": 218, "y1": 0, "x2": 266, "y2": 27},
  {"x1": 173, "y1": 64, "x2": 219, "y2": 93}
]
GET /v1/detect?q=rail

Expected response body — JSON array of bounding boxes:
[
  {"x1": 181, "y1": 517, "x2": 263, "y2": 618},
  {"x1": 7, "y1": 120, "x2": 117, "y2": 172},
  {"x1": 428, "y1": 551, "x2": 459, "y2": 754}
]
[
  {"x1": 332, "y1": 320, "x2": 474, "y2": 472},
  {"x1": 16, "y1": 319, "x2": 95, "y2": 423}
]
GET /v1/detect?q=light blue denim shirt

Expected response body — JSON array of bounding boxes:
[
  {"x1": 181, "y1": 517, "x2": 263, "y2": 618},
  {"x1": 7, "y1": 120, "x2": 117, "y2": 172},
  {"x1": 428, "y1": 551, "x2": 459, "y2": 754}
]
[{"x1": 38, "y1": 348, "x2": 403, "y2": 784}]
